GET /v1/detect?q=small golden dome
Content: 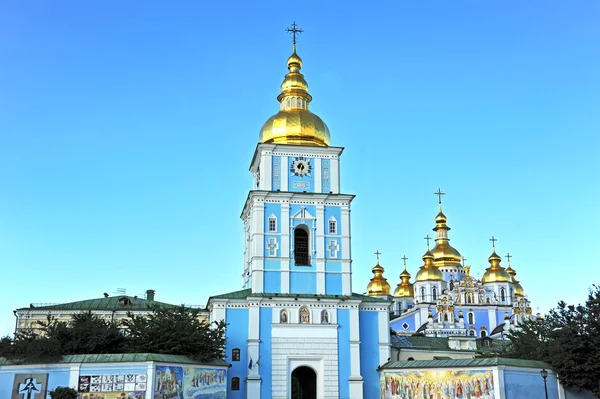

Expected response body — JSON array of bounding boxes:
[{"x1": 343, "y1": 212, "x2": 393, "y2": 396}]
[
  {"x1": 482, "y1": 251, "x2": 512, "y2": 283},
  {"x1": 367, "y1": 261, "x2": 391, "y2": 297},
  {"x1": 506, "y1": 263, "x2": 525, "y2": 297},
  {"x1": 394, "y1": 266, "x2": 414, "y2": 298},
  {"x1": 415, "y1": 251, "x2": 444, "y2": 282},
  {"x1": 431, "y1": 209, "x2": 462, "y2": 267},
  {"x1": 258, "y1": 46, "x2": 330, "y2": 147}
]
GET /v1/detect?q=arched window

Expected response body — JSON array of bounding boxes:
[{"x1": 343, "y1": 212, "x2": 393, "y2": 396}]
[
  {"x1": 300, "y1": 307, "x2": 310, "y2": 324},
  {"x1": 231, "y1": 377, "x2": 240, "y2": 391},
  {"x1": 420, "y1": 287, "x2": 426, "y2": 301},
  {"x1": 280, "y1": 309, "x2": 288, "y2": 324},
  {"x1": 320, "y1": 310, "x2": 329, "y2": 324},
  {"x1": 468, "y1": 312, "x2": 474, "y2": 324},
  {"x1": 481, "y1": 329, "x2": 487, "y2": 338},
  {"x1": 443, "y1": 313, "x2": 448, "y2": 322},
  {"x1": 294, "y1": 226, "x2": 310, "y2": 265},
  {"x1": 268, "y1": 215, "x2": 277, "y2": 232},
  {"x1": 407, "y1": 357, "x2": 415, "y2": 361},
  {"x1": 232, "y1": 348, "x2": 240, "y2": 361},
  {"x1": 328, "y1": 217, "x2": 337, "y2": 234},
  {"x1": 500, "y1": 288, "x2": 506, "y2": 301},
  {"x1": 449, "y1": 280, "x2": 454, "y2": 291},
  {"x1": 432, "y1": 287, "x2": 438, "y2": 301},
  {"x1": 469, "y1": 330, "x2": 476, "y2": 337}
]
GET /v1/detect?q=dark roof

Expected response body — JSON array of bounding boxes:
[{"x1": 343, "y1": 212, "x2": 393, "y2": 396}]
[
  {"x1": 209, "y1": 288, "x2": 389, "y2": 303},
  {"x1": 379, "y1": 357, "x2": 550, "y2": 370},
  {"x1": 391, "y1": 335, "x2": 454, "y2": 350},
  {"x1": 0, "y1": 353, "x2": 229, "y2": 367},
  {"x1": 18, "y1": 296, "x2": 185, "y2": 312}
]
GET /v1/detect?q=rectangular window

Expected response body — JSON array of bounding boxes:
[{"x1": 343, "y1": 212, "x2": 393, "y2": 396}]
[
  {"x1": 232, "y1": 348, "x2": 240, "y2": 361},
  {"x1": 329, "y1": 221, "x2": 336, "y2": 234},
  {"x1": 231, "y1": 377, "x2": 240, "y2": 391},
  {"x1": 269, "y1": 218, "x2": 276, "y2": 232}
]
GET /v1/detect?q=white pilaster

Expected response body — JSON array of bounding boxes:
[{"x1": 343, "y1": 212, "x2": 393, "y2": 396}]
[
  {"x1": 260, "y1": 150, "x2": 273, "y2": 191},
  {"x1": 247, "y1": 303, "x2": 262, "y2": 398},
  {"x1": 341, "y1": 206, "x2": 352, "y2": 295},
  {"x1": 281, "y1": 202, "x2": 290, "y2": 293},
  {"x1": 378, "y1": 309, "x2": 391, "y2": 365},
  {"x1": 314, "y1": 157, "x2": 322, "y2": 193},
  {"x1": 488, "y1": 308, "x2": 497, "y2": 332},
  {"x1": 251, "y1": 200, "x2": 265, "y2": 292},
  {"x1": 349, "y1": 306, "x2": 364, "y2": 398}
]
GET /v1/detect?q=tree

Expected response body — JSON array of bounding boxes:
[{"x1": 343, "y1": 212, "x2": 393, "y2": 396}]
[
  {"x1": 500, "y1": 285, "x2": 600, "y2": 397},
  {"x1": 0, "y1": 329, "x2": 62, "y2": 364},
  {"x1": 49, "y1": 386, "x2": 78, "y2": 399},
  {"x1": 123, "y1": 305, "x2": 226, "y2": 361}
]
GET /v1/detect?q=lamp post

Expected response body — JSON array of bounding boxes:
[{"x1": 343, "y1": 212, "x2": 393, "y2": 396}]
[{"x1": 540, "y1": 369, "x2": 549, "y2": 399}]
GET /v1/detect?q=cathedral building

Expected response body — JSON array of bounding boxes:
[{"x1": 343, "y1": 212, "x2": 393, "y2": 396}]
[{"x1": 206, "y1": 34, "x2": 390, "y2": 399}]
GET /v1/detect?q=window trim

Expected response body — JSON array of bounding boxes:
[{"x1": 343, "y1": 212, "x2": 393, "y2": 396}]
[{"x1": 268, "y1": 214, "x2": 277, "y2": 233}]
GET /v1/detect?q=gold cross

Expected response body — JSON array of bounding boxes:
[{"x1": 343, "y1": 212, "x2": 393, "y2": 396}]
[
  {"x1": 434, "y1": 188, "x2": 445, "y2": 205},
  {"x1": 489, "y1": 236, "x2": 498, "y2": 249},
  {"x1": 285, "y1": 21, "x2": 303, "y2": 44},
  {"x1": 401, "y1": 255, "x2": 408, "y2": 267},
  {"x1": 374, "y1": 250, "x2": 382, "y2": 262}
]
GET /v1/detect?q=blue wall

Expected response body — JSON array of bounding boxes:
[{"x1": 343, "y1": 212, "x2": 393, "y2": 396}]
[
  {"x1": 290, "y1": 271, "x2": 316, "y2": 293},
  {"x1": 504, "y1": 369, "x2": 559, "y2": 399},
  {"x1": 337, "y1": 309, "x2": 351, "y2": 399},
  {"x1": 321, "y1": 159, "x2": 331, "y2": 193},
  {"x1": 226, "y1": 308, "x2": 249, "y2": 399},
  {"x1": 0, "y1": 366, "x2": 70, "y2": 398},
  {"x1": 325, "y1": 273, "x2": 343, "y2": 295},
  {"x1": 264, "y1": 271, "x2": 281, "y2": 292},
  {"x1": 390, "y1": 312, "x2": 417, "y2": 333},
  {"x1": 259, "y1": 307, "x2": 273, "y2": 399},
  {"x1": 264, "y1": 203, "x2": 281, "y2": 232},
  {"x1": 359, "y1": 311, "x2": 381, "y2": 399}
]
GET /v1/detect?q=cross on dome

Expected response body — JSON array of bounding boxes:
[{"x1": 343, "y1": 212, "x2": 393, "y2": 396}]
[
  {"x1": 285, "y1": 21, "x2": 303, "y2": 45},
  {"x1": 434, "y1": 188, "x2": 445, "y2": 205},
  {"x1": 489, "y1": 236, "x2": 498, "y2": 250}
]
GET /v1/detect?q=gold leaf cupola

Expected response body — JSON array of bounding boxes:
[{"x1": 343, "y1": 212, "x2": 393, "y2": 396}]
[
  {"x1": 415, "y1": 248, "x2": 444, "y2": 282},
  {"x1": 482, "y1": 237, "x2": 512, "y2": 283},
  {"x1": 259, "y1": 23, "x2": 330, "y2": 147},
  {"x1": 367, "y1": 251, "x2": 391, "y2": 297},
  {"x1": 394, "y1": 256, "x2": 415, "y2": 297},
  {"x1": 505, "y1": 253, "x2": 525, "y2": 297},
  {"x1": 430, "y1": 189, "x2": 462, "y2": 268}
]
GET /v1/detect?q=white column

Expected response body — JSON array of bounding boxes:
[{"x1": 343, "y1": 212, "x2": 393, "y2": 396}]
[
  {"x1": 280, "y1": 202, "x2": 290, "y2": 293},
  {"x1": 314, "y1": 157, "x2": 322, "y2": 193},
  {"x1": 349, "y1": 306, "x2": 364, "y2": 398},
  {"x1": 316, "y1": 204, "x2": 325, "y2": 294},
  {"x1": 330, "y1": 157, "x2": 340, "y2": 193},
  {"x1": 146, "y1": 362, "x2": 154, "y2": 396},
  {"x1": 488, "y1": 308, "x2": 497, "y2": 332},
  {"x1": 247, "y1": 303, "x2": 262, "y2": 398},
  {"x1": 69, "y1": 364, "x2": 81, "y2": 390},
  {"x1": 251, "y1": 200, "x2": 265, "y2": 292},
  {"x1": 280, "y1": 156, "x2": 289, "y2": 191},
  {"x1": 260, "y1": 150, "x2": 273, "y2": 191},
  {"x1": 341, "y1": 206, "x2": 352, "y2": 295}
]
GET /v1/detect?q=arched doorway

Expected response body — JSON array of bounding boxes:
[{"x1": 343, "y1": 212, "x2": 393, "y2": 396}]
[{"x1": 291, "y1": 366, "x2": 317, "y2": 399}]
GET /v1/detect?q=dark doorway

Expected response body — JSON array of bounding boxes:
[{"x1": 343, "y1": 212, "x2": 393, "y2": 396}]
[
  {"x1": 294, "y1": 227, "x2": 310, "y2": 265},
  {"x1": 291, "y1": 366, "x2": 317, "y2": 399}
]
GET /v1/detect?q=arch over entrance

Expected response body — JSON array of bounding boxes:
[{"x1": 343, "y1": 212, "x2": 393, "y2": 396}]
[{"x1": 291, "y1": 366, "x2": 317, "y2": 399}]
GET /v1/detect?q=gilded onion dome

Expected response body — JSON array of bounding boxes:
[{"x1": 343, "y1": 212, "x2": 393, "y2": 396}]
[
  {"x1": 506, "y1": 262, "x2": 525, "y2": 297},
  {"x1": 258, "y1": 44, "x2": 331, "y2": 147},
  {"x1": 394, "y1": 266, "x2": 414, "y2": 298},
  {"x1": 482, "y1": 251, "x2": 512, "y2": 283},
  {"x1": 367, "y1": 259, "x2": 391, "y2": 297},
  {"x1": 415, "y1": 250, "x2": 444, "y2": 282},
  {"x1": 431, "y1": 208, "x2": 463, "y2": 267}
]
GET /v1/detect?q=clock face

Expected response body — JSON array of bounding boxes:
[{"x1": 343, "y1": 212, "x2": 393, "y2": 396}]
[{"x1": 290, "y1": 157, "x2": 312, "y2": 177}]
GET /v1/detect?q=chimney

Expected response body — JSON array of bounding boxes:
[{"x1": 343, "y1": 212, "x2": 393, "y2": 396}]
[{"x1": 146, "y1": 289, "x2": 155, "y2": 301}]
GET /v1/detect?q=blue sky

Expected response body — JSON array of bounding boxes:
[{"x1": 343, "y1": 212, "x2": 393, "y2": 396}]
[{"x1": 1, "y1": 1, "x2": 598, "y2": 335}]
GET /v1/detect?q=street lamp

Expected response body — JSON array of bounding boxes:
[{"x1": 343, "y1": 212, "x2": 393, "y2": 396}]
[{"x1": 540, "y1": 369, "x2": 549, "y2": 399}]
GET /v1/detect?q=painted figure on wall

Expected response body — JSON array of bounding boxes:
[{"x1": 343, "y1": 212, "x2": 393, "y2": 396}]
[
  {"x1": 321, "y1": 310, "x2": 329, "y2": 324},
  {"x1": 155, "y1": 366, "x2": 226, "y2": 399},
  {"x1": 300, "y1": 307, "x2": 310, "y2": 324},
  {"x1": 381, "y1": 369, "x2": 495, "y2": 399},
  {"x1": 280, "y1": 309, "x2": 288, "y2": 323}
]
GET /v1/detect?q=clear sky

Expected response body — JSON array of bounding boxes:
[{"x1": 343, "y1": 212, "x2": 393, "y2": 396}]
[{"x1": 1, "y1": 1, "x2": 598, "y2": 336}]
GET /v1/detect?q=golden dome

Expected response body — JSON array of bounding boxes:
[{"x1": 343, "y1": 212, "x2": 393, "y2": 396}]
[
  {"x1": 367, "y1": 261, "x2": 391, "y2": 297},
  {"x1": 258, "y1": 45, "x2": 330, "y2": 147},
  {"x1": 431, "y1": 209, "x2": 462, "y2": 267},
  {"x1": 415, "y1": 251, "x2": 444, "y2": 282},
  {"x1": 394, "y1": 266, "x2": 414, "y2": 298},
  {"x1": 481, "y1": 251, "x2": 512, "y2": 283},
  {"x1": 506, "y1": 263, "x2": 525, "y2": 297}
]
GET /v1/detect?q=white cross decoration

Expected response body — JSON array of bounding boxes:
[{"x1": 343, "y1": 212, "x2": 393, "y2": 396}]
[
  {"x1": 267, "y1": 238, "x2": 279, "y2": 257},
  {"x1": 328, "y1": 240, "x2": 339, "y2": 258},
  {"x1": 18, "y1": 378, "x2": 42, "y2": 399}
]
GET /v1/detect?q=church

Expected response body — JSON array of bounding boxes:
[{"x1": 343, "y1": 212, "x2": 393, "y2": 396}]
[{"x1": 205, "y1": 24, "x2": 532, "y2": 399}]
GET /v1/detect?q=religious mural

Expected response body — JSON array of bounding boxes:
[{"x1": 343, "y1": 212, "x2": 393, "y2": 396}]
[
  {"x1": 78, "y1": 373, "x2": 146, "y2": 399},
  {"x1": 381, "y1": 369, "x2": 495, "y2": 399},
  {"x1": 154, "y1": 366, "x2": 227, "y2": 399},
  {"x1": 12, "y1": 374, "x2": 48, "y2": 399}
]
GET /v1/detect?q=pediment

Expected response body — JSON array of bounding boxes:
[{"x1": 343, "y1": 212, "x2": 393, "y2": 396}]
[{"x1": 291, "y1": 207, "x2": 316, "y2": 221}]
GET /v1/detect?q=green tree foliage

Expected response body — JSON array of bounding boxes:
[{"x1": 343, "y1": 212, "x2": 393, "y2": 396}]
[
  {"x1": 0, "y1": 306, "x2": 227, "y2": 364},
  {"x1": 122, "y1": 305, "x2": 226, "y2": 361},
  {"x1": 49, "y1": 386, "x2": 79, "y2": 399},
  {"x1": 500, "y1": 285, "x2": 600, "y2": 397}
]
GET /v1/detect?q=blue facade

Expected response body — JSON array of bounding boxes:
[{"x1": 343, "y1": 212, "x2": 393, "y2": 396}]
[
  {"x1": 0, "y1": 365, "x2": 70, "y2": 398},
  {"x1": 321, "y1": 159, "x2": 331, "y2": 193},
  {"x1": 359, "y1": 311, "x2": 381, "y2": 398},
  {"x1": 337, "y1": 309, "x2": 351, "y2": 399},
  {"x1": 226, "y1": 308, "x2": 249, "y2": 399},
  {"x1": 325, "y1": 273, "x2": 343, "y2": 294},
  {"x1": 272, "y1": 156, "x2": 281, "y2": 190},
  {"x1": 290, "y1": 271, "x2": 317, "y2": 293},
  {"x1": 504, "y1": 369, "x2": 559, "y2": 398},
  {"x1": 259, "y1": 307, "x2": 273, "y2": 399},
  {"x1": 288, "y1": 157, "x2": 315, "y2": 192},
  {"x1": 264, "y1": 271, "x2": 281, "y2": 292}
]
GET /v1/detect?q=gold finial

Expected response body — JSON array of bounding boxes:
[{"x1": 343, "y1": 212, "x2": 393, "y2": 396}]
[
  {"x1": 424, "y1": 235, "x2": 432, "y2": 249},
  {"x1": 374, "y1": 250, "x2": 382, "y2": 264},
  {"x1": 489, "y1": 236, "x2": 498, "y2": 251},
  {"x1": 462, "y1": 256, "x2": 467, "y2": 267},
  {"x1": 505, "y1": 252, "x2": 512, "y2": 265},
  {"x1": 401, "y1": 255, "x2": 408, "y2": 268},
  {"x1": 285, "y1": 21, "x2": 303, "y2": 52}
]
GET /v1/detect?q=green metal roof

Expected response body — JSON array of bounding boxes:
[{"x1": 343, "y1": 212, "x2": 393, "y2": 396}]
[
  {"x1": 379, "y1": 357, "x2": 551, "y2": 370},
  {"x1": 0, "y1": 353, "x2": 229, "y2": 367},
  {"x1": 18, "y1": 296, "x2": 186, "y2": 311},
  {"x1": 391, "y1": 335, "x2": 454, "y2": 350},
  {"x1": 209, "y1": 288, "x2": 389, "y2": 303}
]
